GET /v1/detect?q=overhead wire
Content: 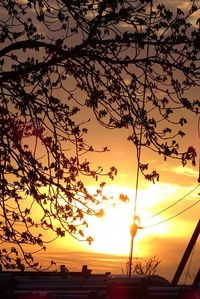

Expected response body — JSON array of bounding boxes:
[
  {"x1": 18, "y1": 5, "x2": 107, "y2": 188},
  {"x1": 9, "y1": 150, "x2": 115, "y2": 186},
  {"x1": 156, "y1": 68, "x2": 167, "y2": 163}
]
[
  {"x1": 143, "y1": 198, "x2": 200, "y2": 229},
  {"x1": 143, "y1": 184, "x2": 200, "y2": 221},
  {"x1": 142, "y1": 115, "x2": 200, "y2": 228}
]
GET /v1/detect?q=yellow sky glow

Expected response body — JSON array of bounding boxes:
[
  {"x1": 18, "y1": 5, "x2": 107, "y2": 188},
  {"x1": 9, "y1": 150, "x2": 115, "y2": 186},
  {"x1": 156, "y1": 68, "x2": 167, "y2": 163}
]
[{"x1": 66, "y1": 182, "x2": 199, "y2": 257}]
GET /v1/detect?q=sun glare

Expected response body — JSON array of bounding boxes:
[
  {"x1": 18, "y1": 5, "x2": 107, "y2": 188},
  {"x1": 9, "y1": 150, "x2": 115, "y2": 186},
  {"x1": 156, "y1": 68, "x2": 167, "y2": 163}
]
[{"x1": 82, "y1": 184, "x2": 171, "y2": 256}]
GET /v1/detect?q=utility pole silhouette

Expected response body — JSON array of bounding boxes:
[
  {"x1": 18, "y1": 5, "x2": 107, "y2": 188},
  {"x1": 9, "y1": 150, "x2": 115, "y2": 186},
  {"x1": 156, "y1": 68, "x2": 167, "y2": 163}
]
[{"x1": 172, "y1": 219, "x2": 200, "y2": 286}]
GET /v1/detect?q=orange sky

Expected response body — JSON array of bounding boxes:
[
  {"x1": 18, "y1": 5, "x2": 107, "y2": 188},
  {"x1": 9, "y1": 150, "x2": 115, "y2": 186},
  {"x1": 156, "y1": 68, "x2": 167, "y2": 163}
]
[
  {"x1": 36, "y1": 106, "x2": 200, "y2": 284},
  {"x1": 23, "y1": 72, "x2": 199, "y2": 283},
  {"x1": 2, "y1": 0, "x2": 199, "y2": 285},
  {"x1": 22, "y1": 66, "x2": 199, "y2": 281}
]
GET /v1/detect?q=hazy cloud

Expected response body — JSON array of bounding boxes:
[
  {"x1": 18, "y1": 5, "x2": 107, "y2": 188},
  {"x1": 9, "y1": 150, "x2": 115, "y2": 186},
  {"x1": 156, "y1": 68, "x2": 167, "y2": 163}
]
[{"x1": 172, "y1": 166, "x2": 199, "y2": 178}]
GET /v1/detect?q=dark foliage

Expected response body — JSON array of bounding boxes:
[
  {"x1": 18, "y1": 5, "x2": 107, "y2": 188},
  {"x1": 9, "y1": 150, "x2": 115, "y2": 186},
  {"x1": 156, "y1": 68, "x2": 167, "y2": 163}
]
[{"x1": 0, "y1": 0, "x2": 199, "y2": 269}]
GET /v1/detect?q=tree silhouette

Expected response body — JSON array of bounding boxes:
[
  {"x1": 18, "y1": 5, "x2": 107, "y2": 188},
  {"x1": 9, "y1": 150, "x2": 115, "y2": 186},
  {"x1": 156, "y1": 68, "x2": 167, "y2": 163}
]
[
  {"x1": 0, "y1": 0, "x2": 199, "y2": 270},
  {"x1": 124, "y1": 256, "x2": 161, "y2": 276}
]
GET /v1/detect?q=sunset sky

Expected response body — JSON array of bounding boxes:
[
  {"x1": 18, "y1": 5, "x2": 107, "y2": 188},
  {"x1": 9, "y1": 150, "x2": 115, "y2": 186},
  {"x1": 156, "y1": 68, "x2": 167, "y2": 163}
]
[
  {"x1": 38, "y1": 105, "x2": 200, "y2": 283},
  {"x1": 37, "y1": 0, "x2": 200, "y2": 283},
  {"x1": 1, "y1": 0, "x2": 200, "y2": 285}
]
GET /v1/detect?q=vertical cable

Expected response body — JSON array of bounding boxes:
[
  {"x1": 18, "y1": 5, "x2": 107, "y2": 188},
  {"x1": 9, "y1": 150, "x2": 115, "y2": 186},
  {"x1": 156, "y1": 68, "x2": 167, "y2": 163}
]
[{"x1": 128, "y1": 0, "x2": 153, "y2": 277}]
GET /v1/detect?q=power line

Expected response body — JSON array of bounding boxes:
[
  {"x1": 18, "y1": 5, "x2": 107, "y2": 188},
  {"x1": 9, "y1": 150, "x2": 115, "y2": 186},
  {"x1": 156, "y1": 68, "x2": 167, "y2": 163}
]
[
  {"x1": 143, "y1": 199, "x2": 200, "y2": 229},
  {"x1": 144, "y1": 184, "x2": 200, "y2": 221}
]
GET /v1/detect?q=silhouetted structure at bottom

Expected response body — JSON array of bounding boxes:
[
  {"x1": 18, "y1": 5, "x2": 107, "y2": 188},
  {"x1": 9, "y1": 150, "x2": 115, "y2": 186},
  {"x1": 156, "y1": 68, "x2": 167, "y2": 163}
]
[{"x1": 0, "y1": 265, "x2": 199, "y2": 299}]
